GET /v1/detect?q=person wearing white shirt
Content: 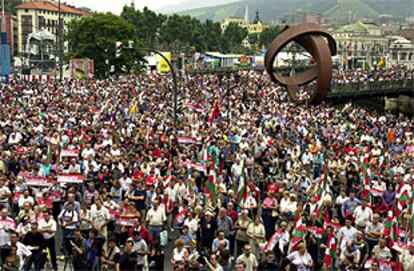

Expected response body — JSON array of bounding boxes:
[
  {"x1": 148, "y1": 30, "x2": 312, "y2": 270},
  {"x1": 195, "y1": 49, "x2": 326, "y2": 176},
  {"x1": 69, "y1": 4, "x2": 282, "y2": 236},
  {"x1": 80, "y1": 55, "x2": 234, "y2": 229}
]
[
  {"x1": 183, "y1": 212, "x2": 198, "y2": 236},
  {"x1": 287, "y1": 243, "x2": 313, "y2": 271},
  {"x1": 353, "y1": 200, "x2": 373, "y2": 229},
  {"x1": 0, "y1": 209, "x2": 15, "y2": 247},
  {"x1": 18, "y1": 191, "x2": 34, "y2": 208},
  {"x1": 58, "y1": 202, "x2": 79, "y2": 254},
  {"x1": 90, "y1": 199, "x2": 110, "y2": 238},
  {"x1": 38, "y1": 211, "x2": 57, "y2": 270},
  {"x1": 145, "y1": 199, "x2": 166, "y2": 241},
  {"x1": 338, "y1": 218, "x2": 358, "y2": 251}
]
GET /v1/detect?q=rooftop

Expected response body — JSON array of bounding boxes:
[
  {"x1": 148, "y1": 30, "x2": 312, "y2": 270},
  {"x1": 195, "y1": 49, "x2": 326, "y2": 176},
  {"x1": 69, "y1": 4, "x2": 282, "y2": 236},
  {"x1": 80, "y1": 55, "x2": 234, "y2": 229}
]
[
  {"x1": 16, "y1": 1, "x2": 91, "y2": 16},
  {"x1": 334, "y1": 21, "x2": 381, "y2": 34}
]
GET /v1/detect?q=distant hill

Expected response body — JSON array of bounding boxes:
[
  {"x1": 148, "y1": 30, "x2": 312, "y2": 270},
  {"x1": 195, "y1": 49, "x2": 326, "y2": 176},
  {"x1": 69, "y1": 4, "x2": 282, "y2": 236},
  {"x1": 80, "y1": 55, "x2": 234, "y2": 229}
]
[
  {"x1": 324, "y1": 0, "x2": 379, "y2": 22},
  {"x1": 176, "y1": 0, "x2": 413, "y2": 23},
  {"x1": 156, "y1": 0, "x2": 239, "y2": 14}
]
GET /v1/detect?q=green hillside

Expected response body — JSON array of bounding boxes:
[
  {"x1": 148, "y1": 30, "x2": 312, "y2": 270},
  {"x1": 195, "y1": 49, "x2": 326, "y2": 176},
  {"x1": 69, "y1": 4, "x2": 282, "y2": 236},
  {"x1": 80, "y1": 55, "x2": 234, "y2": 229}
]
[
  {"x1": 177, "y1": 0, "x2": 411, "y2": 23},
  {"x1": 324, "y1": 0, "x2": 379, "y2": 22}
]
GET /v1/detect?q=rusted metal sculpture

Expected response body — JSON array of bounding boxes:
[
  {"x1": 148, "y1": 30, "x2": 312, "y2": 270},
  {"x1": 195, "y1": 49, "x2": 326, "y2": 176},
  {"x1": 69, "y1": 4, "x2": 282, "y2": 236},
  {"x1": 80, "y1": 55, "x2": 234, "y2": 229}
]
[{"x1": 265, "y1": 23, "x2": 337, "y2": 105}]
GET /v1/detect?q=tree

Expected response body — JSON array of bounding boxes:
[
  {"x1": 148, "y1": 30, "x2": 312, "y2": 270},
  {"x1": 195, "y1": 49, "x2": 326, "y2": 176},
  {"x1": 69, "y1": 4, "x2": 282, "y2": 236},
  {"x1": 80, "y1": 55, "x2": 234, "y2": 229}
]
[
  {"x1": 202, "y1": 20, "x2": 226, "y2": 52},
  {"x1": 259, "y1": 26, "x2": 282, "y2": 48},
  {"x1": 121, "y1": 4, "x2": 166, "y2": 49},
  {"x1": 223, "y1": 23, "x2": 248, "y2": 53},
  {"x1": 5, "y1": 0, "x2": 22, "y2": 15},
  {"x1": 66, "y1": 13, "x2": 144, "y2": 78}
]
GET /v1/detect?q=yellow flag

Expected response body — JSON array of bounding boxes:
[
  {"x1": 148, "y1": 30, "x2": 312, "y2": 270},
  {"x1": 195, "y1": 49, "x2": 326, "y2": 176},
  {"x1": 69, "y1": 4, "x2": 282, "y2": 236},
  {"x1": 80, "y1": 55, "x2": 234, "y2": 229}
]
[
  {"x1": 378, "y1": 57, "x2": 385, "y2": 68},
  {"x1": 129, "y1": 101, "x2": 138, "y2": 115}
]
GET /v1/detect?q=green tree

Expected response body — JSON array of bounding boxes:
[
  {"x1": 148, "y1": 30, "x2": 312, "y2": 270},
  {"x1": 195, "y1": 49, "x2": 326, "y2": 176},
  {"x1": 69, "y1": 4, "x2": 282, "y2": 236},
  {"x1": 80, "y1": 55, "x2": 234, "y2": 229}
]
[
  {"x1": 66, "y1": 13, "x2": 144, "y2": 78},
  {"x1": 202, "y1": 20, "x2": 226, "y2": 52},
  {"x1": 223, "y1": 22, "x2": 248, "y2": 53},
  {"x1": 259, "y1": 26, "x2": 282, "y2": 48},
  {"x1": 5, "y1": 0, "x2": 22, "y2": 15},
  {"x1": 121, "y1": 4, "x2": 166, "y2": 49},
  {"x1": 158, "y1": 14, "x2": 205, "y2": 53}
]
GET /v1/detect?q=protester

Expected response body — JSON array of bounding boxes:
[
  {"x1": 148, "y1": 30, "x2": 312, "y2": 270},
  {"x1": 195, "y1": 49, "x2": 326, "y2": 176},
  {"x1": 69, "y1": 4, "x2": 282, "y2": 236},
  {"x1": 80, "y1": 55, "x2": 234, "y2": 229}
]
[{"x1": 0, "y1": 67, "x2": 412, "y2": 270}]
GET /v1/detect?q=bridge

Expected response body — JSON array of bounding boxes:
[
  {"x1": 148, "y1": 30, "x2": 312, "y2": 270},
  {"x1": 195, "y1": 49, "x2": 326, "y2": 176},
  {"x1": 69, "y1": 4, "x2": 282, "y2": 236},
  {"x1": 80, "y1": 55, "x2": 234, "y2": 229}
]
[
  {"x1": 325, "y1": 80, "x2": 413, "y2": 114},
  {"x1": 326, "y1": 80, "x2": 413, "y2": 101}
]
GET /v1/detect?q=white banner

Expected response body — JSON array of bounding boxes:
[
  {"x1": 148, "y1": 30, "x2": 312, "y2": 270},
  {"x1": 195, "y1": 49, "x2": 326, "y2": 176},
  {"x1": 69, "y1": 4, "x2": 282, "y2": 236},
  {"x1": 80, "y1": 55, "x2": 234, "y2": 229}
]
[
  {"x1": 61, "y1": 149, "x2": 80, "y2": 158},
  {"x1": 26, "y1": 177, "x2": 53, "y2": 187},
  {"x1": 57, "y1": 174, "x2": 83, "y2": 184}
]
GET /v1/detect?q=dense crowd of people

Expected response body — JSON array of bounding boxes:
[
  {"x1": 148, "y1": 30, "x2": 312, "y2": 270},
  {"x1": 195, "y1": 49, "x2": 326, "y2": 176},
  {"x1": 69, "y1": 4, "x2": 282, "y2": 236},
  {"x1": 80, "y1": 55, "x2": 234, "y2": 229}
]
[
  {"x1": 0, "y1": 68, "x2": 412, "y2": 271},
  {"x1": 332, "y1": 65, "x2": 414, "y2": 85}
]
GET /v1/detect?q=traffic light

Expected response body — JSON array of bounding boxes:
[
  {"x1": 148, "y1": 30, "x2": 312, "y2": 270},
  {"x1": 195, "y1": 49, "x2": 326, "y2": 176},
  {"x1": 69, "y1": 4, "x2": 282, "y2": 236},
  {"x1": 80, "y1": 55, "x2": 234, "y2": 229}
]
[{"x1": 115, "y1": 41, "x2": 124, "y2": 58}]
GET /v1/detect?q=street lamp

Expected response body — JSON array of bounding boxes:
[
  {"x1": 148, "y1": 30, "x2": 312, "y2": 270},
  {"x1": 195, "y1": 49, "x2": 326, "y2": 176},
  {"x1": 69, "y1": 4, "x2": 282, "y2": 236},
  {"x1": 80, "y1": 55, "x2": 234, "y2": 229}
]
[{"x1": 58, "y1": 0, "x2": 63, "y2": 81}]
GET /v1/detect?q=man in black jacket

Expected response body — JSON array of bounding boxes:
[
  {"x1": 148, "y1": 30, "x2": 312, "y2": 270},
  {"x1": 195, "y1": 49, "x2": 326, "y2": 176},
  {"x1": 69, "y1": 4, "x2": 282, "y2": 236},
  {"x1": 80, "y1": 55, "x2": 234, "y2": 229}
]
[
  {"x1": 22, "y1": 221, "x2": 44, "y2": 271},
  {"x1": 119, "y1": 239, "x2": 138, "y2": 271}
]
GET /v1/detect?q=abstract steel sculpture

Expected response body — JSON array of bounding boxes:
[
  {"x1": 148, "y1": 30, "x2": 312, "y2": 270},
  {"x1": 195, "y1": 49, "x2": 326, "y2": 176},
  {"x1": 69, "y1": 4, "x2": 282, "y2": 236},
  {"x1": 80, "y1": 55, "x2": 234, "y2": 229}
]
[{"x1": 265, "y1": 23, "x2": 337, "y2": 105}]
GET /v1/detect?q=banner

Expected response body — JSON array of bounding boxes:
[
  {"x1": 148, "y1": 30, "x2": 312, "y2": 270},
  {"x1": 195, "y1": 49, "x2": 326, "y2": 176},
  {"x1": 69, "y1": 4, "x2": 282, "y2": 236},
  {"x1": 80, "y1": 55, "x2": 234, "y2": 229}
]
[
  {"x1": 57, "y1": 174, "x2": 83, "y2": 184},
  {"x1": 26, "y1": 177, "x2": 53, "y2": 187},
  {"x1": 116, "y1": 216, "x2": 135, "y2": 227},
  {"x1": 186, "y1": 103, "x2": 205, "y2": 113},
  {"x1": 109, "y1": 210, "x2": 120, "y2": 220},
  {"x1": 70, "y1": 58, "x2": 94, "y2": 79},
  {"x1": 178, "y1": 136, "x2": 197, "y2": 144},
  {"x1": 156, "y1": 52, "x2": 171, "y2": 73},
  {"x1": 61, "y1": 149, "x2": 80, "y2": 158},
  {"x1": 191, "y1": 163, "x2": 206, "y2": 172},
  {"x1": 0, "y1": 219, "x2": 16, "y2": 229}
]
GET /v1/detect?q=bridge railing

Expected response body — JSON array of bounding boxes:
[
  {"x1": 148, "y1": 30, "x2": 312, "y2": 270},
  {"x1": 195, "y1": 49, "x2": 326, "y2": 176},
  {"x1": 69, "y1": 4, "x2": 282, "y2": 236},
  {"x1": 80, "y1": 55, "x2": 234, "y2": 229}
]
[{"x1": 330, "y1": 79, "x2": 414, "y2": 93}]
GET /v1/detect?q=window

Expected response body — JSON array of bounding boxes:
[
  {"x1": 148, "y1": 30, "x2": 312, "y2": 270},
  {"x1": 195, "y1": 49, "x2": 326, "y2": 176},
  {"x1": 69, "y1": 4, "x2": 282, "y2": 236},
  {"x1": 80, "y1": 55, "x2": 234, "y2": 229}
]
[
  {"x1": 38, "y1": 16, "x2": 45, "y2": 29},
  {"x1": 21, "y1": 15, "x2": 33, "y2": 50}
]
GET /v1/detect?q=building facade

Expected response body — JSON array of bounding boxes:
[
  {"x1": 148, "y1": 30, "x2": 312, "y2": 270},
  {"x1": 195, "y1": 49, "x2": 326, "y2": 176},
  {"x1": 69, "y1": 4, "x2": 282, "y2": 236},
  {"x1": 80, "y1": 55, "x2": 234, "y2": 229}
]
[
  {"x1": 389, "y1": 38, "x2": 414, "y2": 68},
  {"x1": 221, "y1": 10, "x2": 267, "y2": 35},
  {"x1": 0, "y1": 13, "x2": 18, "y2": 57},
  {"x1": 15, "y1": 0, "x2": 90, "y2": 54},
  {"x1": 332, "y1": 21, "x2": 389, "y2": 68}
]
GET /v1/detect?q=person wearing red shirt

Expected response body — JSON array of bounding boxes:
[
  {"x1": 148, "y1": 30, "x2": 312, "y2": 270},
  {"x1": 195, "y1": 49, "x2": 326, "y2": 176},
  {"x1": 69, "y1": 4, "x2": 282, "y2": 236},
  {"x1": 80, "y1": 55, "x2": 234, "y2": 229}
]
[
  {"x1": 226, "y1": 202, "x2": 238, "y2": 224},
  {"x1": 128, "y1": 218, "x2": 153, "y2": 246},
  {"x1": 266, "y1": 178, "x2": 279, "y2": 194},
  {"x1": 37, "y1": 191, "x2": 53, "y2": 210}
]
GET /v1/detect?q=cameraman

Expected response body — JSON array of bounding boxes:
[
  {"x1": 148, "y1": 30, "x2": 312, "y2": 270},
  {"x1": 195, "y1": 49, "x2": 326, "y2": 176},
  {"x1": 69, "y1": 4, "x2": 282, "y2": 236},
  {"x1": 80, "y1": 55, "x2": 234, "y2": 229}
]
[{"x1": 58, "y1": 202, "x2": 79, "y2": 254}]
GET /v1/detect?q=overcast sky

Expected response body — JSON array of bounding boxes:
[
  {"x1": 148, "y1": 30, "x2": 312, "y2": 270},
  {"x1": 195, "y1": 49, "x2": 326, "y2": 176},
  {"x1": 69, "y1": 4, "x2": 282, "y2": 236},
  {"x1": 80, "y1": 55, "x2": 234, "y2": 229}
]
[{"x1": 69, "y1": 0, "x2": 183, "y2": 14}]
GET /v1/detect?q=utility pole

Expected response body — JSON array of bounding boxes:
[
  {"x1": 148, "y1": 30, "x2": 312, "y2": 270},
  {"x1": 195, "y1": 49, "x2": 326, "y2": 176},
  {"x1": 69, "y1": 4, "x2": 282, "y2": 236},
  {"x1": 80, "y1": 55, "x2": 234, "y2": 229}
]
[{"x1": 58, "y1": 0, "x2": 63, "y2": 81}]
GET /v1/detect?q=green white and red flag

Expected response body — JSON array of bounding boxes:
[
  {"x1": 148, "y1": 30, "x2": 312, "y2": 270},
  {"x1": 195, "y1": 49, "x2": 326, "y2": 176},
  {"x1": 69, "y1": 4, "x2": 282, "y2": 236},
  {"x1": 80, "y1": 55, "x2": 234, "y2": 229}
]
[
  {"x1": 288, "y1": 214, "x2": 306, "y2": 253},
  {"x1": 206, "y1": 163, "x2": 217, "y2": 205},
  {"x1": 163, "y1": 161, "x2": 173, "y2": 188},
  {"x1": 263, "y1": 229, "x2": 284, "y2": 252},
  {"x1": 384, "y1": 211, "x2": 400, "y2": 245},
  {"x1": 237, "y1": 159, "x2": 249, "y2": 203},
  {"x1": 324, "y1": 229, "x2": 337, "y2": 270},
  {"x1": 314, "y1": 162, "x2": 329, "y2": 218}
]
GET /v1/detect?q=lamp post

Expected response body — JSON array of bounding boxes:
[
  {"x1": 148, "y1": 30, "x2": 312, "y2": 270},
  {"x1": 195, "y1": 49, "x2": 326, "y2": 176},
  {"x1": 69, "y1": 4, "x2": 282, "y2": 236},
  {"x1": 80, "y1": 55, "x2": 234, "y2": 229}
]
[
  {"x1": 58, "y1": 0, "x2": 63, "y2": 81},
  {"x1": 139, "y1": 48, "x2": 178, "y2": 135}
]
